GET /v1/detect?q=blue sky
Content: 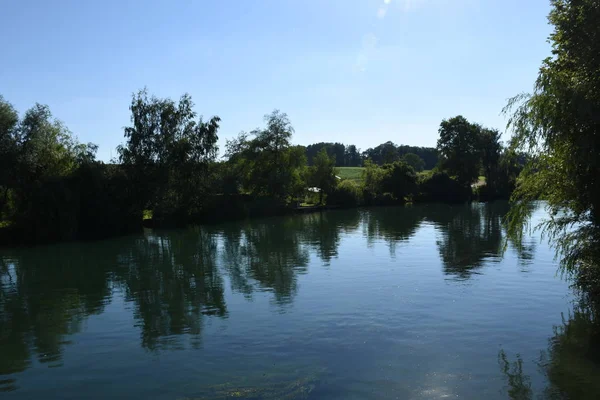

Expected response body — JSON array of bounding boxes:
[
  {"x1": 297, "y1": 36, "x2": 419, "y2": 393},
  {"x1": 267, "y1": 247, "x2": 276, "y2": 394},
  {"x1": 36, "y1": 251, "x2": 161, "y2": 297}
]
[{"x1": 1, "y1": 0, "x2": 552, "y2": 161}]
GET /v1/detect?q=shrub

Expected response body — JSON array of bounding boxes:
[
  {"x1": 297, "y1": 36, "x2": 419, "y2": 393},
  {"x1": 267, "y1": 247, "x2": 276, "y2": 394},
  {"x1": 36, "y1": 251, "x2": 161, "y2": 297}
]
[
  {"x1": 8, "y1": 163, "x2": 142, "y2": 244},
  {"x1": 381, "y1": 161, "x2": 418, "y2": 202},
  {"x1": 416, "y1": 171, "x2": 472, "y2": 203},
  {"x1": 328, "y1": 180, "x2": 363, "y2": 207}
]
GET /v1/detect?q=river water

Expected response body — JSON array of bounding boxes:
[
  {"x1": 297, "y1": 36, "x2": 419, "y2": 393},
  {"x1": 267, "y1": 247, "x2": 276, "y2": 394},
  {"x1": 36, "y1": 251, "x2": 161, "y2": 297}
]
[{"x1": 1, "y1": 202, "x2": 596, "y2": 399}]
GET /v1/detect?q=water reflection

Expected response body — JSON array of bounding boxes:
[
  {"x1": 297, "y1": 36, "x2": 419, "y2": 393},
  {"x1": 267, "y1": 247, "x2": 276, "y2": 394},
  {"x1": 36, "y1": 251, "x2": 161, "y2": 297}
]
[
  {"x1": 1, "y1": 202, "x2": 545, "y2": 393},
  {"x1": 0, "y1": 243, "x2": 117, "y2": 391},
  {"x1": 499, "y1": 297, "x2": 600, "y2": 399},
  {"x1": 219, "y1": 217, "x2": 310, "y2": 304},
  {"x1": 114, "y1": 228, "x2": 227, "y2": 351},
  {"x1": 427, "y1": 202, "x2": 509, "y2": 280},
  {"x1": 298, "y1": 210, "x2": 361, "y2": 264},
  {"x1": 362, "y1": 206, "x2": 424, "y2": 256}
]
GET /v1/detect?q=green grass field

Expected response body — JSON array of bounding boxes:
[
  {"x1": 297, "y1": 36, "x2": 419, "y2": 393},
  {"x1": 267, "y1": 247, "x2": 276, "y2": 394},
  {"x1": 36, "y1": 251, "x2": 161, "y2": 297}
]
[
  {"x1": 337, "y1": 167, "x2": 433, "y2": 184},
  {"x1": 336, "y1": 167, "x2": 364, "y2": 183}
]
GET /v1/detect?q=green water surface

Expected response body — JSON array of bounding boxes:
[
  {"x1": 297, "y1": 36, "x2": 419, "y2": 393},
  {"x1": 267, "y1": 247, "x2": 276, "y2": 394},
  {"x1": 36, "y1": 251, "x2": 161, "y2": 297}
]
[{"x1": 1, "y1": 203, "x2": 599, "y2": 399}]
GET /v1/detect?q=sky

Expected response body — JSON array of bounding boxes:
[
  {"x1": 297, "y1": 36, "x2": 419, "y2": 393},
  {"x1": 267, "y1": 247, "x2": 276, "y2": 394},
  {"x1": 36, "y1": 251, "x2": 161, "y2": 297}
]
[{"x1": 1, "y1": 0, "x2": 553, "y2": 162}]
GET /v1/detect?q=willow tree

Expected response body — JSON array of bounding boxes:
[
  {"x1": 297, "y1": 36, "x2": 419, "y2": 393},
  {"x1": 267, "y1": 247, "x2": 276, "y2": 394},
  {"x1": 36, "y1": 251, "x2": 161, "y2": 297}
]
[{"x1": 505, "y1": 0, "x2": 600, "y2": 282}]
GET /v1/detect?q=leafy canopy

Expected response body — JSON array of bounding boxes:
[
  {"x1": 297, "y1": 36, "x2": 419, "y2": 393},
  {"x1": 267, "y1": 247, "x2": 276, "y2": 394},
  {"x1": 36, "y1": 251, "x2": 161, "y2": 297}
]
[{"x1": 504, "y1": 0, "x2": 600, "y2": 277}]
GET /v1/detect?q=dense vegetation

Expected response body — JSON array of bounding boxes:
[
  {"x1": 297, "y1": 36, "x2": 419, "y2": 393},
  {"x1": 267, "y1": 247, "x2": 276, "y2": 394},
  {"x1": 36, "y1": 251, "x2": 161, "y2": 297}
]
[
  {"x1": 505, "y1": 0, "x2": 600, "y2": 288},
  {"x1": 305, "y1": 141, "x2": 437, "y2": 170},
  {"x1": 497, "y1": 2, "x2": 600, "y2": 398},
  {"x1": 0, "y1": 85, "x2": 523, "y2": 245}
]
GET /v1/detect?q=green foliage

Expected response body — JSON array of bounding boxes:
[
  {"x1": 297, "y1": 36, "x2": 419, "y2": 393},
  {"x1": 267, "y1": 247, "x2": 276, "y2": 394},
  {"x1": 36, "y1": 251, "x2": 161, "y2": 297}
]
[
  {"x1": 117, "y1": 89, "x2": 220, "y2": 225},
  {"x1": 416, "y1": 171, "x2": 472, "y2": 203},
  {"x1": 328, "y1": 180, "x2": 363, "y2": 208},
  {"x1": 361, "y1": 160, "x2": 417, "y2": 204},
  {"x1": 504, "y1": 0, "x2": 600, "y2": 278},
  {"x1": 363, "y1": 142, "x2": 438, "y2": 170},
  {"x1": 437, "y1": 116, "x2": 482, "y2": 186},
  {"x1": 381, "y1": 161, "x2": 418, "y2": 202},
  {"x1": 224, "y1": 110, "x2": 306, "y2": 202},
  {"x1": 479, "y1": 128, "x2": 502, "y2": 185},
  {"x1": 401, "y1": 152, "x2": 425, "y2": 172},
  {"x1": 308, "y1": 148, "x2": 337, "y2": 204},
  {"x1": 0, "y1": 96, "x2": 19, "y2": 219},
  {"x1": 7, "y1": 162, "x2": 142, "y2": 244},
  {"x1": 0, "y1": 96, "x2": 108, "y2": 242},
  {"x1": 364, "y1": 141, "x2": 399, "y2": 165},
  {"x1": 306, "y1": 142, "x2": 345, "y2": 166},
  {"x1": 2, "y1": 81, "x2": 527, "y2": 245},
  {"x1": 344, "y1": 144, "x2": 362, "y2": 167},
  {"x1": 362, "y1": 160, "x2": 387, "y2": 202}
]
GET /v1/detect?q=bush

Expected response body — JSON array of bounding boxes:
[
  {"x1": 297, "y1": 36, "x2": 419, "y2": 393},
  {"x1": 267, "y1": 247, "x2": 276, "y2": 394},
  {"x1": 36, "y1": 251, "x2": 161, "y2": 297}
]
[
  {"x1": 416, "y1": 171, "x2": 472, "y2": 203},
  {"x1": 362, "y1": 160, "x2": 418, "y2": 205},
  {"x1": 11, "y1": 178, "x2": 80, "y2": 243},
  {"x1": 75, "y1": 164, "x2": 142, "y2": 238},
  {"x1": 7, "y1": 163, "x2": 142, "y2": 245},
  {"x1": 328, "y1": 180, "x2": 363, "y2": 207},
  {"x1": 381, "y1": 161, "x2": 418, "y2": 202}
]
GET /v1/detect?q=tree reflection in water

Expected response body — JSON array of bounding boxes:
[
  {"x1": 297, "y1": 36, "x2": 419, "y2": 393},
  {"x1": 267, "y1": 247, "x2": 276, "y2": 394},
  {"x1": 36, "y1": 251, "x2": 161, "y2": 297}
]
[
  {"x1": 0, "y1": 242, "x2": 118, "y2": 391},
  {"x1": 427, "y1": 202, "x2": 509, "y2": 280},
  {"x1": 1, "y1": 202, "x2": 574, "y2": 395},
  {"x1": 114, "y1": 228, "x2": 227, "y2": 351},
  {"x1": 499, "y1": 298, "x2": 600, "y2": 399}
]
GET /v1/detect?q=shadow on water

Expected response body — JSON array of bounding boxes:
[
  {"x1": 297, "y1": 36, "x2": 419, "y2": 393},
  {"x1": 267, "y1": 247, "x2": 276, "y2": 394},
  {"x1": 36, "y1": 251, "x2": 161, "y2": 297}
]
[{"x1": 0, "y1": 202, "x2": 551, "y2": 394}]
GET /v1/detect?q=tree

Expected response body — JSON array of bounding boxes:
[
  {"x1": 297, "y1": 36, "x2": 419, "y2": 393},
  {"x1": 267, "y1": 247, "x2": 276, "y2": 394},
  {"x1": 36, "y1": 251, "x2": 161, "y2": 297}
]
[
  {"x1": 437, "y1": 116, "x2": 482, "y2": 186},
  {"x1": 0, "y1": 97, "x2": 105, "y2": 242},
  {"x1": 362, "y1": 160, "x2": 387, "y2": 199},
  {"x1": 0, "y1": 96, "x2": 19, "y2": 218},
  {"x1": 364, "y1": 142, "x2": 438, "y2": 169},
  {"x1": 344, "y1": 144, "x2": 362, "y2": 167},
  {"x1": 505, "y1": 0, "x2": 600, "y2": 279},
  {"x1": 305, "y1": 142, "x2": 345, "y2": 166},
  {"x1": 381, "y1": 161, "x2": 418, "y2": 202},
  {"x1": 396, "y1": 145, "x2": 438, "y2": 170},
  {"x1": 309, "y1": 148, "x2": 337, "y2": 204},
  {"x1": 117, "y1": 89, "x2": 220, "y2": 220},
  {"x1": 363, "y1": 141, "x2": 399, "y2": 165},
  {"x1": 224, "y1": 110, "x2": 306, "y2": 201},
  {"x1": 18, "y1": 104, "x2": 82, "y2": 181},
  {"x1": 479, "y1": 128, "x2": 502, "y2": 184},
  {"x1": 401, "y1": 153, "x2": 425, "y2": 172}
]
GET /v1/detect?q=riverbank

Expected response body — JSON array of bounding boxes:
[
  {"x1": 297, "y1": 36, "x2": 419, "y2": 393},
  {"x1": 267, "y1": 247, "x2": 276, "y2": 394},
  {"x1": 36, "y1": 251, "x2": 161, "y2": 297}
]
[{"x1": 0, "y1": 186, "x2": 509, "y2": 249}]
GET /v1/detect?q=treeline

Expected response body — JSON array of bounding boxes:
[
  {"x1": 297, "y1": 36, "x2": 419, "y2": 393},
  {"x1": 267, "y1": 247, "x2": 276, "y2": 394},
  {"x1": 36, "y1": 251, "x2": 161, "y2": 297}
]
[
  {"x1": 0, "y1": 89, "x2": 522, "y2": 245},
  {"x1": 304, "y1": 141, "x2": 438, "y2": 170}
]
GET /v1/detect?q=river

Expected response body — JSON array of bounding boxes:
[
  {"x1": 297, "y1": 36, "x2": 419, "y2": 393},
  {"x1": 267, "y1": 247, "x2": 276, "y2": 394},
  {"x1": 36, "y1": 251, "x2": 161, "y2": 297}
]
[{"x1": 1, "y1": 202, "x2": 598, "y2": 399}]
